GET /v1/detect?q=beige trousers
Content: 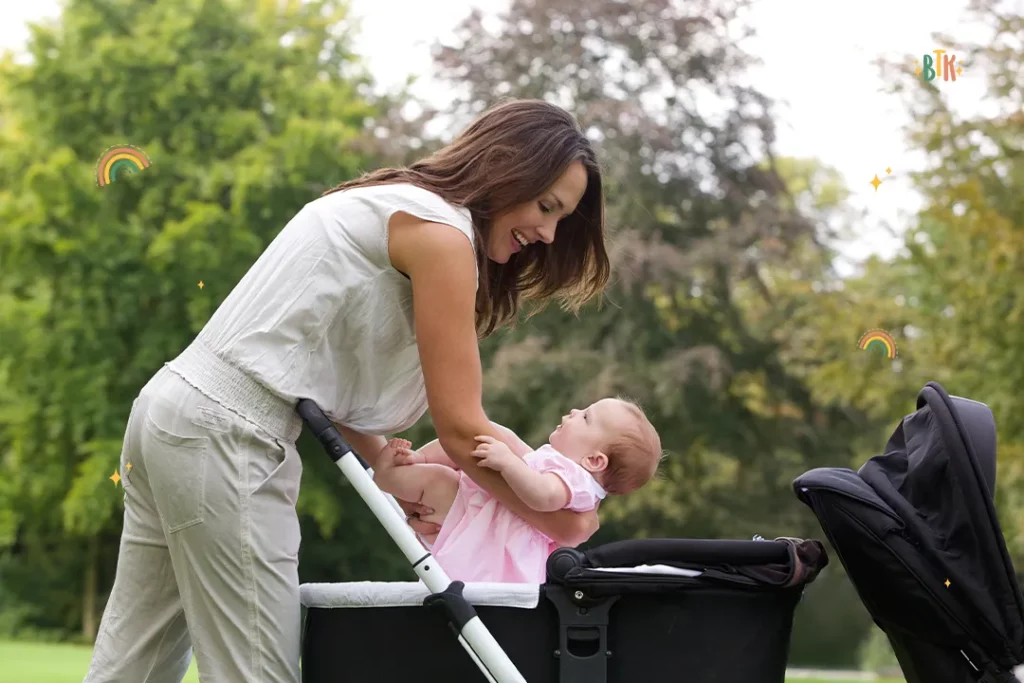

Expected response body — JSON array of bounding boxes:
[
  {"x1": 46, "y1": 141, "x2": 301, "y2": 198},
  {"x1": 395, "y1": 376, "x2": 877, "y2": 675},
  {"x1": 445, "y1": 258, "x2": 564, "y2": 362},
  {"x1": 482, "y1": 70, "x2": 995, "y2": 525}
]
[{"x1": 84, "y1": 365, "x2": 304, "y2": 683}]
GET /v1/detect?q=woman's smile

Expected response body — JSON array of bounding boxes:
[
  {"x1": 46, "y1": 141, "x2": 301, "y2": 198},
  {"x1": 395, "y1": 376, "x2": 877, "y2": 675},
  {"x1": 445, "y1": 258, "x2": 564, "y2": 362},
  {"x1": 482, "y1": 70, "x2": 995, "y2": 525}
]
[{"x1": 487, "y1": 161, "x2": 589, "y2": 264}]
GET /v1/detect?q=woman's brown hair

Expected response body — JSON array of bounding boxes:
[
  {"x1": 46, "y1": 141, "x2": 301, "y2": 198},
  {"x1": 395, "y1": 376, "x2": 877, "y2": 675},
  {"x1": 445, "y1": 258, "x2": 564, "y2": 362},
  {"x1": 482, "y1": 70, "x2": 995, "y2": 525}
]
[{"x1": 323, "y1": 98, "x2": 610, "y2": 337}]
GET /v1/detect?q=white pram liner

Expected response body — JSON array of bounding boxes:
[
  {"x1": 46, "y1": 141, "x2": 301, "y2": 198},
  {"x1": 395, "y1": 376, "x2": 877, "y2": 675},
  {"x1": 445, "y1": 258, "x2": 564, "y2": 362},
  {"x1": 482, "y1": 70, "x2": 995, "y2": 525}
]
[
  {"x1": 301, "y1": 581, "x2": 542, "y2": 609},
  {"x1": 300, "y1": 565, "x2": 703, "y2": 610}
]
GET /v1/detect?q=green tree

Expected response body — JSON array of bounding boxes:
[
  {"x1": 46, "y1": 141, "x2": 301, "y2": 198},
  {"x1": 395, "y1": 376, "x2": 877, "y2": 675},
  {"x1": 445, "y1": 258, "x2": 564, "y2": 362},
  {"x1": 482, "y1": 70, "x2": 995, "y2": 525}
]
[
  {"x1": 769, "y1": 0, "x2": 1023, "y2": 667},
  {"x1": 0, "y1": 0, "x2": 380, "y2": 639},
  {"x1": 428, "y1": 0, "x2": 859, "y2": 547},
  {"x1": 786, "y1": 0, "x2": 1023, "y2": 553}
]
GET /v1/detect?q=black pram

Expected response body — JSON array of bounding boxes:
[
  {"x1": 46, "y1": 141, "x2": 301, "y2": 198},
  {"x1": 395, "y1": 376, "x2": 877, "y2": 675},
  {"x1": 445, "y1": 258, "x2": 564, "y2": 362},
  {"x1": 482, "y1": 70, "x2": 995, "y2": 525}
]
[
  {"x1": 300, "y1": 536, "x2": 827, "y2": 682},
  {"x1": 794, "y1": 381, "x2": 1024, "y2": 683},
  {"x1": 293, "y1": 399, "x2": 828, "y2": 682}
]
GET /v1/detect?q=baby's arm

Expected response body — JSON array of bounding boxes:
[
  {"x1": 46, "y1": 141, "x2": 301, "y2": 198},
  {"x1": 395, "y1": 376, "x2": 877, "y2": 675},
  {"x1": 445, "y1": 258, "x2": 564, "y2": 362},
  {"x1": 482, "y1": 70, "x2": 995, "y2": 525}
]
[
  {"x1": 502, "y1": 461, "x2": 572, "y2": 512},
  {"x1": 471, "y1": 436, "x2": 570, "y2": 513}
]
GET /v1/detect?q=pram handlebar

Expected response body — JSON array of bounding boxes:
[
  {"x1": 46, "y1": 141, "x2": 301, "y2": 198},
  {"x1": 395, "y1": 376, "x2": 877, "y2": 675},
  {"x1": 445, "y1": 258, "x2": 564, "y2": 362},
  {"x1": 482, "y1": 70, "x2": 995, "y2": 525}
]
[
  {"x1": 296, "y1": 398, "x2": 371, "y2": 469},
  {"x1": 295, "y1": 398, "x2": 526, "y2": 683}
]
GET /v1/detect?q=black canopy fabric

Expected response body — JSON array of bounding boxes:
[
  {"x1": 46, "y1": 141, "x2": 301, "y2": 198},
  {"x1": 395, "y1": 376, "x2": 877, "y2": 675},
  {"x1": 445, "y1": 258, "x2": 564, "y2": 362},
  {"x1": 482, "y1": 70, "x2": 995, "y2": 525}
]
[
  {"x1": 794, "y1": 382, "x2": 1024, "y2": 682},
  {"x1": 547, "y1": 537, "x2": 828, "y2": 592},
  {"x1": 861, "y1": 383, "x2": 1024, "y2": 651}
]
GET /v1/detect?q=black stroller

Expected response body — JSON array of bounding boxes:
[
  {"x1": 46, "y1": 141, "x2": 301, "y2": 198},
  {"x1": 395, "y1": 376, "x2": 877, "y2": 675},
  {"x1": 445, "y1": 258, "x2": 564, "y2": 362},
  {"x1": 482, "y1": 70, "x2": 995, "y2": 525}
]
[
  {"x1": 294, "y1": 400, "x2": 828, "y2": 682},
  {"x1": 794, "y1": 381, "x2": 1024, "y2": 683}
]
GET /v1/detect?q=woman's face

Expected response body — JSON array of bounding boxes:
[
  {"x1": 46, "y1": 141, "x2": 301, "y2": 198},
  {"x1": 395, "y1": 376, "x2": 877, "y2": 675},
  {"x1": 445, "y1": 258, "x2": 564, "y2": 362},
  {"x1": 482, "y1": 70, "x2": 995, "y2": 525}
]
[{"x1": 485, "y1": 161, "x2": 589, "y2": 264}]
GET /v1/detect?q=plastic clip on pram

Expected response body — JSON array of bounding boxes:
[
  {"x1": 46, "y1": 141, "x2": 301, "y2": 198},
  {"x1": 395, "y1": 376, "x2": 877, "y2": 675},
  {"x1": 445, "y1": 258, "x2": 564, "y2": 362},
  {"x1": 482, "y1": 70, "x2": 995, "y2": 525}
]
[{"x1": 295, "y1": 398, "x2": 527, "y2": 683}]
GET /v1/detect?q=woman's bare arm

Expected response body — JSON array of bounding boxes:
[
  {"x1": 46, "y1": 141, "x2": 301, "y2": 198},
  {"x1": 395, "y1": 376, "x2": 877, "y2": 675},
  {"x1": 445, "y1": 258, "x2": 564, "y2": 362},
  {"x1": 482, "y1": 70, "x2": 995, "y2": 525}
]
[
  {"x1": 389, "y1": 215, "x2": 598, "y2": 547},
  {"x1": 336, "y1": 426, "x2": 387, "y2": 469},
  {"x1": 412, "y1": 425, "x2": 528, "y2": 470},
  {"x1": 417, "y1": 425, "x2": 530, "y2": 467}
]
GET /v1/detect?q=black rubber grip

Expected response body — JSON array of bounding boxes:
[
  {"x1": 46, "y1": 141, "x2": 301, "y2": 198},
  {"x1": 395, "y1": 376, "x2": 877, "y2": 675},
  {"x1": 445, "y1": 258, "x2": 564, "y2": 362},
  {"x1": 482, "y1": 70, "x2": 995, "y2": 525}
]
[{"x1": 296, "y1": 398, "x2": 355, "y2": 464}]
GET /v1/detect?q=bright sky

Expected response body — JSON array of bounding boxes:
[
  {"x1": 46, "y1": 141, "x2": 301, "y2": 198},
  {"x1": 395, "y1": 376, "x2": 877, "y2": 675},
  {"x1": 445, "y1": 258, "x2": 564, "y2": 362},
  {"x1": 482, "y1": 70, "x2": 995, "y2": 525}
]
[{"x1": 0, "y1": 0, "x2": 1001, "y2": 270}]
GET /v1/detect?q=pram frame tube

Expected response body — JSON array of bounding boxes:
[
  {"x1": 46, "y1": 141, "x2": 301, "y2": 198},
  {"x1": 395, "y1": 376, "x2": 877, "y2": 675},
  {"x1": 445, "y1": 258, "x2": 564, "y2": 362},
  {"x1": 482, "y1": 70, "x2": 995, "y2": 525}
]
[{"x1": 296, "y1": 399, "x2": 527, "y2": 683}]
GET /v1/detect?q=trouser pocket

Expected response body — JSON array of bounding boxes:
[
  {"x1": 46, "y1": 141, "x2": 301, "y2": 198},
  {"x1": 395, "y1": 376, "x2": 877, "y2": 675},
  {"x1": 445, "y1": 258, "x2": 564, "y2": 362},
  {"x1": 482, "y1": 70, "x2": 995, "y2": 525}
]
[{"x1": 141, "y1": 396, "x2": 210, "y2": 533}]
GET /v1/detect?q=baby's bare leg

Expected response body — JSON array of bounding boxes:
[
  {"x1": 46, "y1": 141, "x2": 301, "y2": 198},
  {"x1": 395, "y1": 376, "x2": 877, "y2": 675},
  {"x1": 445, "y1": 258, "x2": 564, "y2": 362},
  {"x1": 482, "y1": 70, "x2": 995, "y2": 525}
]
[
  {"x1": 375, "y1": 441, "x2": 460, "y2": 530},
  {"x1": 416, "y1": 439, "x2": 459, "y2": 469}
]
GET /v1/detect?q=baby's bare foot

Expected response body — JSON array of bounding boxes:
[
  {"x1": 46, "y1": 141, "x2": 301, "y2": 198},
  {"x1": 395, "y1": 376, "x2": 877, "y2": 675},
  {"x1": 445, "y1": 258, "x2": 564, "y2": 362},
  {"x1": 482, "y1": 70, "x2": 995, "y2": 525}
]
[
  {"x1": 387, "y1": 438, "x2": 412, "y2": 451},
  {"x1": 394, "y1": 450, "x2": 421, "y2": 466}
]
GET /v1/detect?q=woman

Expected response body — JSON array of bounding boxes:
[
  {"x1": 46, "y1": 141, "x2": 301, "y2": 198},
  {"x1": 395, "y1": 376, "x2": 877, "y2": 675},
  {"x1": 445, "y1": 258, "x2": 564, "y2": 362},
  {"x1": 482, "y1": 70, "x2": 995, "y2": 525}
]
[{"x1": 84, "y1": 98, "x2": 610, "y2": 683}]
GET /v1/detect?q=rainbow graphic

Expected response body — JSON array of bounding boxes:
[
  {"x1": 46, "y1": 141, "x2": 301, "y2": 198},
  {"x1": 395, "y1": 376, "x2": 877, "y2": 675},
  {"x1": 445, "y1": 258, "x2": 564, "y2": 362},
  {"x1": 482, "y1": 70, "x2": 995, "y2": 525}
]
[
  {"x1": 96, "y1": 145, "x2": 151, "y2": 187},
  {"x1": 858, "y1": 328, "x2": 898, "y2": 359}
]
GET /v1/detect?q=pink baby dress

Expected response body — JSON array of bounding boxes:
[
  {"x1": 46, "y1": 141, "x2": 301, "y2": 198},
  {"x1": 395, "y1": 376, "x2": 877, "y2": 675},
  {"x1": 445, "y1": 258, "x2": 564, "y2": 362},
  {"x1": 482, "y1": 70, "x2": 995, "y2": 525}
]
[{"x1": 431, "y1": 444, "x2": 607, "y2": 583}]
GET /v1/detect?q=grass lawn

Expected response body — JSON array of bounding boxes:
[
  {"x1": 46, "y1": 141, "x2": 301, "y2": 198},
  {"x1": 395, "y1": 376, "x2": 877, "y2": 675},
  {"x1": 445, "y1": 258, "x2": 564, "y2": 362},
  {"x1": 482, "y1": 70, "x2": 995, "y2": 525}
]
[
  {"x1": 0, "y1": 639, "x2": 904, "y2": 683},
  {"x1": 0, "y1": 640, "x2": 200, "y2": 683}
]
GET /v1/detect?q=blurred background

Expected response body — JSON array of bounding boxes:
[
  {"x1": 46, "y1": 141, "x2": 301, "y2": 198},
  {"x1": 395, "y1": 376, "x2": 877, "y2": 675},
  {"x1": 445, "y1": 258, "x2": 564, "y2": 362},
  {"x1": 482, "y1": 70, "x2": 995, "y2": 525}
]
[{"x1": 0, "y1": 0, "x2": 1021, "y2": 679}]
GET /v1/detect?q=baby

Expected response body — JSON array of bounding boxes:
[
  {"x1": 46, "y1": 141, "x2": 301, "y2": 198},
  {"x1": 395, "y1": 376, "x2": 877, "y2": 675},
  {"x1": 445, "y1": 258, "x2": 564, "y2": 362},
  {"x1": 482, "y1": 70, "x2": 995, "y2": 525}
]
[{"x1": 373, "y1": 397, "x2": 662, "y2": 583}]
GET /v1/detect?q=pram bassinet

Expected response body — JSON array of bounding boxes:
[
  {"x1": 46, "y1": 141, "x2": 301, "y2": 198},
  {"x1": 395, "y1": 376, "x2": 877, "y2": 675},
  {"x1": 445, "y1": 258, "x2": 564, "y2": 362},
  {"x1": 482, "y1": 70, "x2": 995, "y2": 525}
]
[{"x1": 299, "y1": 536, "x2": 828, "y2": 683}]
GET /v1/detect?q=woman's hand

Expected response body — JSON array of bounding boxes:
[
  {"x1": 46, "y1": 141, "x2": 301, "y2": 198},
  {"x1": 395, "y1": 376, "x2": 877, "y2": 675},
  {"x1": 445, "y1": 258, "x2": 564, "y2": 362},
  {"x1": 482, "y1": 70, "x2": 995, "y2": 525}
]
[
  {"x1": 397, "y1": 499, "x2": 441, "y2": 536},
  {"x1": 376, "y1": 437, "x2": 441, "y2": 535}
]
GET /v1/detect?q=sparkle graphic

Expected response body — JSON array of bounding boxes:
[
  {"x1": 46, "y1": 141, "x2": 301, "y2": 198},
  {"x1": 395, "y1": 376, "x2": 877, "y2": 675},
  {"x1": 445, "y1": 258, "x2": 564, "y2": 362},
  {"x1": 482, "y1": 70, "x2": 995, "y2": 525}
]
[
  {"x1": 110, "y1": 470, "x2": 121, "y2": 485},
  {"x1": 869, "y1": 168, "x2": 893, "y2": 192},
  {"x1": 944, "y1": 579, "x2": 951, "y2": 588},
  {"x1": 198, "y1": 281, "x2": 204, "y2": 289}
]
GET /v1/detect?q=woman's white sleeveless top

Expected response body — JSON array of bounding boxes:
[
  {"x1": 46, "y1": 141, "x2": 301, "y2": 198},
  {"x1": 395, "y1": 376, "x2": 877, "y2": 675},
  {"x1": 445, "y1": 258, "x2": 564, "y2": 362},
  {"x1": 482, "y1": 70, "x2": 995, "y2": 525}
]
[{"x1": 194, "y1": 183, "x2": 477, "y2": 435}]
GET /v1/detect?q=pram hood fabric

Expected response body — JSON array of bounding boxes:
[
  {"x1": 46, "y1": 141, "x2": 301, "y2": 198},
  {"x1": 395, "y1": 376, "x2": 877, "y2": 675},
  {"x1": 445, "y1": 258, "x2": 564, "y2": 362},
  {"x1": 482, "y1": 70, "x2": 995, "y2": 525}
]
[{"x1": 795, "y1": 381, "x2": 1024, "y2": 682}]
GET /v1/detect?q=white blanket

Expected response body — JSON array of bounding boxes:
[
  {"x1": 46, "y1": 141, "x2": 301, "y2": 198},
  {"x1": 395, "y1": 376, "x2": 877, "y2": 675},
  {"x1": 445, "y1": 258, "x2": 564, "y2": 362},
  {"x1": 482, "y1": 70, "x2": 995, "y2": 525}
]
[
  {"x1": 300, "y1": 581, "x2": 542, "y2": 609},
  {"x1": 590, "y1": 564, "x2": 702, "y2": 577}
]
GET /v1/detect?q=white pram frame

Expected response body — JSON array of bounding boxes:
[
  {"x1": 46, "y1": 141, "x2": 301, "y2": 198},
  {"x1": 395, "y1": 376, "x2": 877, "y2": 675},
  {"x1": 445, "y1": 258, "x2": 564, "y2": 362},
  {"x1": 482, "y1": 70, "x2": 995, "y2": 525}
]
[{"x1": 296, "y1": 398, "x2": 527, "y2": 683}]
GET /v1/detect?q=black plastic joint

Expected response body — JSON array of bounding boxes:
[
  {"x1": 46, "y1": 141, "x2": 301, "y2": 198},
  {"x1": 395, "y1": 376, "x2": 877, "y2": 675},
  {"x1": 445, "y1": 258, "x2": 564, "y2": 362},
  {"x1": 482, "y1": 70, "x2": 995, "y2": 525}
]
[
  {"x1": 546, "y1": 587, "x2": 618, "y2": 683},
  {"x1": 322, "y1": 431, "x2": 355, "y2": 464},
  {"x1": 423, "y1": 581, "x2": 478, "y2": 632},
  {"x1": 295, "y1": 399, "x2": 354, "y2": 463}
]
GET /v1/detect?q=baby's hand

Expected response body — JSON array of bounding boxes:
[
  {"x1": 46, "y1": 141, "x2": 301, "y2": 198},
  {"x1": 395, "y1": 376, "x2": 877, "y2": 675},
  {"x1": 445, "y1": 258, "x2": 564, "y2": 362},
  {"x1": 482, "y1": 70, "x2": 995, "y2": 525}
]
[{"x1": 471, "y1": 435, "x2": 516, "y2": 472}]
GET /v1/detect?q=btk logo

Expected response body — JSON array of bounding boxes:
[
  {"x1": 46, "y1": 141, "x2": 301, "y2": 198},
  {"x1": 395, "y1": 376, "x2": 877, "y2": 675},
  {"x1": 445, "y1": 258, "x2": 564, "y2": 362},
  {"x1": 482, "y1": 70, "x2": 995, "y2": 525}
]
[{"x1": 919, "y1": 49, "x2": 963, "y2": 83}]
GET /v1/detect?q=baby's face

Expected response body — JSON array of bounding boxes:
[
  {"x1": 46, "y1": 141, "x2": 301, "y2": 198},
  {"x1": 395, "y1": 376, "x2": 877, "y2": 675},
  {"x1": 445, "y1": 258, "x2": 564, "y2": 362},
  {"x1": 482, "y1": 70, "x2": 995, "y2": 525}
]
[{"x1": 549, "y1": 398, "x2": 634, "y2": 466}]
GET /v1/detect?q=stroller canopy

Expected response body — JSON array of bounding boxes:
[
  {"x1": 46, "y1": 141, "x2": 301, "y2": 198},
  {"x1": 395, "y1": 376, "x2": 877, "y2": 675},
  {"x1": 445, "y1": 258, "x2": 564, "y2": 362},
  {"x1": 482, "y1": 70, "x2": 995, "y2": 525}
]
[{"x1": 795, "y1": 382, "x2": 1024, "y2": 682}]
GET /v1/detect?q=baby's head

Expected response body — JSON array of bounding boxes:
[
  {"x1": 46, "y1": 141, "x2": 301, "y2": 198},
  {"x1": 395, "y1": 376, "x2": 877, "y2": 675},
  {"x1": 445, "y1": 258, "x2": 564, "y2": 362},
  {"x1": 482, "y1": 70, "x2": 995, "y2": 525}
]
[{"x1": 548, "y1": 397, "x2": 662, "y2": 495}]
